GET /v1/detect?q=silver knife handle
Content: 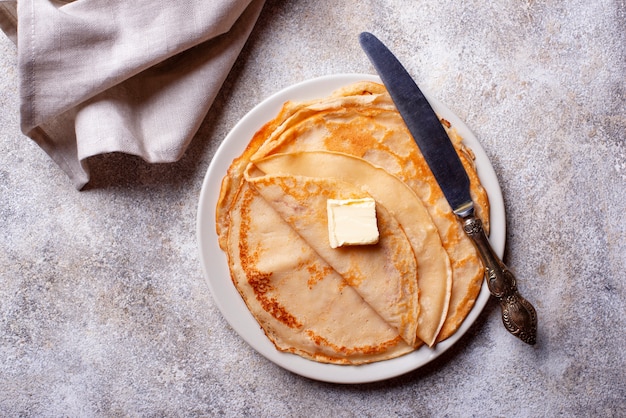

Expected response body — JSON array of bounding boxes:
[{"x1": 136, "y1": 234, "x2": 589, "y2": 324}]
[{"x1": 462, "y1": 215, "x2": 538, "y2": 345}]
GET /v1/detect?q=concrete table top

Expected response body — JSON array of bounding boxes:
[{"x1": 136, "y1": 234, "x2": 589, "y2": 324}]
[{"x1": 1, "y1": 1, "x2": 624, "y2": 416}]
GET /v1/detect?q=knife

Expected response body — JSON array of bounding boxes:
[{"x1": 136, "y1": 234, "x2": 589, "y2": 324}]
[{"x1": 359, "y1": 32, "x2": 537, "y2": 345}]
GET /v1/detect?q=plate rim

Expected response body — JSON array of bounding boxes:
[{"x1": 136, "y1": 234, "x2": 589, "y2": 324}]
[{"x1": 197, "y1": 73, "x2": 506, "y2": 384}]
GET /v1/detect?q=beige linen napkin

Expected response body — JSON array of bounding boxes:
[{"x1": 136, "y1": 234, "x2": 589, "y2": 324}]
[{"x1": 0, "y1": 0, "x2": 265, "y2": 189}]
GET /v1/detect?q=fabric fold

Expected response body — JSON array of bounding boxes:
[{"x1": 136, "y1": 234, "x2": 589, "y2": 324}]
[
  {"x1": 0, "y1": 1, "x2": 17, "y2": 43},
  {"x1": 0, "y1": 0, "x2": 266, "y2": 188}
]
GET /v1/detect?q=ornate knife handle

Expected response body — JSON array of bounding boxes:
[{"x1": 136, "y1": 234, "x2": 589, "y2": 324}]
[{"x1": 462, "y1": 215, "x2": 538, "y2": 345}]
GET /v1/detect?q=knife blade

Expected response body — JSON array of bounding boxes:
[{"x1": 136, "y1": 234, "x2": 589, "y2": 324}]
[{"x1": 359, "y1": 32, "x2": 537, "y2": 345}]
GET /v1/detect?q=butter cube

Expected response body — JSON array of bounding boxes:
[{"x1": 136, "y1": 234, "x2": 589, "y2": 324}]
[{"x1": 327, "y1": 197, "x2": 379, "y2": 248}]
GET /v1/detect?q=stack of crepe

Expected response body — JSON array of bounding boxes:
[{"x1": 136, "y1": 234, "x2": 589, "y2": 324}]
[{"x1": 215, "y1": 81, "x2": 490, "y2": 365}]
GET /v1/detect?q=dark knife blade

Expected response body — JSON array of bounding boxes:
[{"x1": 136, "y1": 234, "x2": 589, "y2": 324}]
[
  {"x1": 360, "y1": 31, "x2": 537, "y2": 345},
  {"x1": 359, "y1": 32, "x2": 473, "y2": 217}
]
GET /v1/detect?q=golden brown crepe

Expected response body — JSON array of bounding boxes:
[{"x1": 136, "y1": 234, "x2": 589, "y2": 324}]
[
  {"x1": 216, "y1": 81, "x2": 490, "y2": 364},
  {"x1": 249, "y1": 152, "x2": 451, "y2": 346},
  {"x1": 246, "y1": 174, "x2": 420, "y2": 347},
  {"x1": 226, "y1": 177, "x2": 417, "y2": 363}
]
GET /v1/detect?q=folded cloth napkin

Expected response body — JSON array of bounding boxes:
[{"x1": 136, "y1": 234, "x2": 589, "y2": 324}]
[{"x1": 0, "y1": 0, "x2": 265, "y2": 189}]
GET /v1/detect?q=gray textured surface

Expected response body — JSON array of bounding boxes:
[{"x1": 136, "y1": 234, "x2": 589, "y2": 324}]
[{"x1": 1, "y1": 1, "x2": 625, "y2": 416}]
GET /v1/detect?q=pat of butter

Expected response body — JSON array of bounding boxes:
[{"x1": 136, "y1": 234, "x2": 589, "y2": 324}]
[{"x1": 327, "y1": 197, "x2": 379, "y2": 248}]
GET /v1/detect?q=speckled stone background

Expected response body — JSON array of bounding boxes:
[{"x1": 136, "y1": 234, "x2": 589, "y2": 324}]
[{"x1": 1, "y1": 1, "x2": 625, "y2": 416}]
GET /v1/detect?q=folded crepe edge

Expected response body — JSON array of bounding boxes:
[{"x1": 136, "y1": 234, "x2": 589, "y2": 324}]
[
  {"x1": 247, "y1": 151, "x2": 453, "y2": 346},
  {"x1": 244, "y1": 171, "x2": 421, "y2": 348}
]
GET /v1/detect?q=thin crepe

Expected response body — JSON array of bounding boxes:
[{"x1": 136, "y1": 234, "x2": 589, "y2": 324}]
[
  {"x1": 215, "y1": 81, "x2": 490, "y2": 363},
  {"x1": 239, "y1": 81, "x2": 490, "y2": 342},
  {"x1": 248, "y1": 151, "x2": 451, "y2": 346},
  {"x1": 225, "y1": 176, "x2": 418, "y2": 363}
]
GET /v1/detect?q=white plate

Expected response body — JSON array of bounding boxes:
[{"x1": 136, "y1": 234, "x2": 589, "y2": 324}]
[{"x1": 197, "y1": 74, "x2": 506, "y2": 384}]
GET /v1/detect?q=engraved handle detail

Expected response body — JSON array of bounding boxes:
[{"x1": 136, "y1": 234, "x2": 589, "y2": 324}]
[{"x1": 463, "y1": 215, "x2": 538, "y2": 345}]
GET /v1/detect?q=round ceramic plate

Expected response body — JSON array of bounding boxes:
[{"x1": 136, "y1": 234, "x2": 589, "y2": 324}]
[{"x1": 197, "y1": 74, "x2": 506, "y2": 384}]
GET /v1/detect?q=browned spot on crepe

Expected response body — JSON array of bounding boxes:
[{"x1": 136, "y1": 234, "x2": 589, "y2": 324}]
[{"x1": 215, "y1": 81, "x2": 490, "y2": 364}]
